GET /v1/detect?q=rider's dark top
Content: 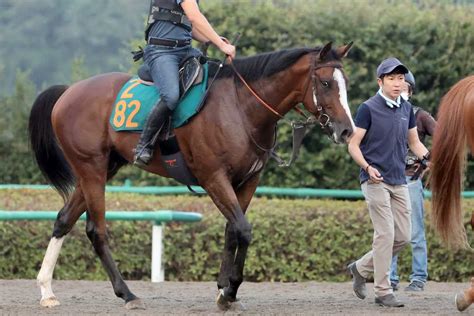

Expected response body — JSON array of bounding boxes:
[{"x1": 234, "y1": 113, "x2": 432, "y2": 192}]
[
  {"x1": 147, "y1": 0, "x2": 192, "y2": 42},
  {"x1": 354, "y1": 93, "x2": 416, "y2": 185}
]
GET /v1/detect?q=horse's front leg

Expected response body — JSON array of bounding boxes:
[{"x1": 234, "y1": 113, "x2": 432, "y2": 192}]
[
  {"x1": 456, "y1": 277, "x2": 474, "y2": 311},
  {"x1": 218, "y1": 173, "x2": 260, "y2": 291},
  {"x1": 203, "y1": 172, "x2": 255, "y2": 311},
  {"x1": 216, "y1": 222, "x2": 252, "y2": 310},
  {"x1": 217, "y1": 223, "x2": 237, "y2": 290}
]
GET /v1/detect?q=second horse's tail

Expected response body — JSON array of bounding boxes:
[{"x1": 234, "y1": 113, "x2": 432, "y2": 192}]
[
  {"x1": 430, "y1": 76, "x2": 474, "y2": 249},
  {"x1": 28, "y1": 85, "x2": 75, "y2": 201}
]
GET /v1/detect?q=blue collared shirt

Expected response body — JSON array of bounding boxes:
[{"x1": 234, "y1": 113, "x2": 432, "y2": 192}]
[{"x1": 354, "y1": 93, "x2": 416, "y2": 185}]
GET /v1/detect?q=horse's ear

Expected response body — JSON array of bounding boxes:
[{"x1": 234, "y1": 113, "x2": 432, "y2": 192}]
[
  {"x1": 336, "y1": 41, "x2": 354, "y2": 59},
  {"x1": 318, "y1": 42, "x2": 333, "y2": 61}
]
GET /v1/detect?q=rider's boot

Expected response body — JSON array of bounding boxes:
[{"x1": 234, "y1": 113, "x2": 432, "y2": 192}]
[{"x1": 133, "y1": 100, "x2": 171, "y2": 166}]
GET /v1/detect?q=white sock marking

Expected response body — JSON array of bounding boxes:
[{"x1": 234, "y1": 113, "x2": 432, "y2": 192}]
[{"x1": 37, "y1": 236, "x2": 65, "y2": 302}]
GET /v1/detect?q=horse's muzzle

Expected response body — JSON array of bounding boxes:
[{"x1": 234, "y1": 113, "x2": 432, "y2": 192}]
[{"x1": 331, "y1": 124, "x2": 353, "y2": 144}]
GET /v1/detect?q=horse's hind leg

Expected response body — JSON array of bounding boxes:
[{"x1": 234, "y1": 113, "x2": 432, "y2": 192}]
[
  {"x1": 37, "y1": 186, "x2": 87, "y2": 307},
  {"x1": 456, "y1": 277, "x2": 474, "y2": 311},
  {"x1": 79, "y1": 159, "x2": 144, "y2": 310}
]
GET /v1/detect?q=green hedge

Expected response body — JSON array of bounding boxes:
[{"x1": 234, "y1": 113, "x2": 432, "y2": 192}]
[{"x1": 1, "y1": 190, "x2": 473, "y2": 282}]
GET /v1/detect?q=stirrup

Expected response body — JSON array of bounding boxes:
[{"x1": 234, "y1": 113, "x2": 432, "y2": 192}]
[{"x1": 133, "y1": 146, "x2": 153, "y2": 166}]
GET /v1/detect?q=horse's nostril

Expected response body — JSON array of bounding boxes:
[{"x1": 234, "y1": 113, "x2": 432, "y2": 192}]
[{"x1": 341, "y1": 129, "x2": 352, "y2": 142}]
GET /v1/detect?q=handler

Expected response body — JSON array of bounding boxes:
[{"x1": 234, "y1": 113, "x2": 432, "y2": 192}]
[{"x1": 347, "y1": 58, "x2": 430, "y2": 307}]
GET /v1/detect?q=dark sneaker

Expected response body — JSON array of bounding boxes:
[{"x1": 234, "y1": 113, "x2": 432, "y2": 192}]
[
  {"x1": 405, "y1": 280, "x2": 424, "y2": 292},
  {"x1": 375, "y1": 294, "x2": 404, "y2": 307},
  {"x1": 391, "y1": 282, "x2": 400, "y2": 291},
  {"x1": 347, "y1": 262, "x2": 367, "y2": 299}
]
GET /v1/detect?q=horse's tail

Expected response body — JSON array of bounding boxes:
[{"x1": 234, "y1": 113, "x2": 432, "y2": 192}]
[
  {"x1": 430, "y1": 76, "x2": 474, "y2": 249},
  {"x1": 28, "y1": 85, "x2": 75, "y2": 201}
]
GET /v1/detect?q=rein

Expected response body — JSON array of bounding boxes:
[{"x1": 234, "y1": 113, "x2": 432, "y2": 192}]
[
  {"x1": 229, "y1": 62, "x2": 287, "y2": 119},
  {"x1": 229, "y1": 56, "x2": 343, "y2": 167}
]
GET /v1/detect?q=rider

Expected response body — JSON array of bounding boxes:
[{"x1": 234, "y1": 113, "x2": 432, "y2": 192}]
[{"x1": 134, "y1": 0, "x2": 236, "y2": 166}]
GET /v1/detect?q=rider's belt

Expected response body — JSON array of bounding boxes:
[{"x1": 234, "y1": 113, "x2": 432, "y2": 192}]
[{"x1": 148, "y1": 38, "x2": 191, "y2": 47}]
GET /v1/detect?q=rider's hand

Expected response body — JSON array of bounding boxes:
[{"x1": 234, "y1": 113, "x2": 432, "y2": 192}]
[{"x1": 219, "y1": 42, "x2": 236, "y2": 59}]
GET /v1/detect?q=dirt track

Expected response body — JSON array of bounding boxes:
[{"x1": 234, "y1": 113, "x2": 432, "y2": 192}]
[{"x1": 1, "y1": 280, "x2": 473, "y2": 315}]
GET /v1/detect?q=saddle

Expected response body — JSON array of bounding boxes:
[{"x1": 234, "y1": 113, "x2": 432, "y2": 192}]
[{"x1": 137, "y1": 55, "x2": 207, "y2": 97}]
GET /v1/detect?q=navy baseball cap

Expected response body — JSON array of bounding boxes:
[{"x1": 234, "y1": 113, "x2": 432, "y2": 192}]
[{"x1": 376, "y1": 57, "x2": 409, "y2": 78}]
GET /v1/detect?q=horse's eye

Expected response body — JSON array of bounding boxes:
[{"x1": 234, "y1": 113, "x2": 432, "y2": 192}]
[{"x1": 321, "y1": 81, "x2": 329, "y2": 87}]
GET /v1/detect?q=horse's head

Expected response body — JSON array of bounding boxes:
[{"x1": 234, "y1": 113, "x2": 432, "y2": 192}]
[{"x1": 301, "y1": 42, "x2": 355, "y2": 144}]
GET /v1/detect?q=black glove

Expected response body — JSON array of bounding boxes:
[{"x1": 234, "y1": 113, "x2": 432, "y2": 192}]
[
  {"x1": 131, "y1": 46, "x2": 144, "y2": 62},
  {"x1": 411, "y1": 152, "x2": 430, "y2": 181}
]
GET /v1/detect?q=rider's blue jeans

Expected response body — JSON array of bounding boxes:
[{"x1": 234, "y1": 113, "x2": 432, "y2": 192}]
[
  {"x1": 390, "y1": 176, "x2": 428, "y2": 284},
  {"x1": 143, "y1": 45, "x2": 200, "y2": 110}
]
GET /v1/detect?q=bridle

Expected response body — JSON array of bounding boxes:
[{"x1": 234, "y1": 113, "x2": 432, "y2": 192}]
[
  {"x1": 229, "y1": 53, "x2": 344, "y2": 167},
  {"x1": 302, "y1": 55, "x2": 344, "y2": 131},
  {"x1": 230, "y1": 54, "x2": 343, "y2": 131}
]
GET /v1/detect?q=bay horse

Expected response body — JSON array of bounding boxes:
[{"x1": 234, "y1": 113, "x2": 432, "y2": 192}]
[
  {"x1": 28, "y1": 42, "x2": 355, "y2": 310},
  {"x1": 429, "y1": 75, "x2": 474, "y2": 311}
]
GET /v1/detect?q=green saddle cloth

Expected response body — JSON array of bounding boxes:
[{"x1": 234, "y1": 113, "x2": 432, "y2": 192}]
[{"x1": 110, "y1": 63, "x2": 208, "y2": 131}]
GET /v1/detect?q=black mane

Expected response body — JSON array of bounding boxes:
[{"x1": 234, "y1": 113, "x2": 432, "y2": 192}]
[{"x1": 215, "y1": 46, "x2": 337, "y2": 82}]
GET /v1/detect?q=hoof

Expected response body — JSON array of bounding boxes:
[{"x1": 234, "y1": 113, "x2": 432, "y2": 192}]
[
  {"x1": 40, "y1": 296, "x2": 60, "y2": 308},
  {"x1": 216, "y1": 289, "x2": 245, "y2": 311},
  {"x1": 125, "y1": 298, "x2": 146, "y2": 310},
  {"x1": 228, "y1": 300, "x2": 247, "y2": 312},
  {"x1": 216, "y1": 289, "x2": 232, "y2": 311},
  {"x1": 456, "y1": 292, "x2": 472, "y2": 312}
]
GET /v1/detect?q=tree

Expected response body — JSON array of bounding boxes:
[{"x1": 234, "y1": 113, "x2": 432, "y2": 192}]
[{"x1": 2, "y1": 0, "x2": 474, "y2": 188}]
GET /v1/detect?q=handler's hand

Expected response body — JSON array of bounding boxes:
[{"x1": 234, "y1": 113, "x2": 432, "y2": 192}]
[
  {"x1": 420, "y1": 164, "x2": 430, "y2": 179},
  {"x1": 367, "y1": 166, "x2": 383, "y2": 184}
]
